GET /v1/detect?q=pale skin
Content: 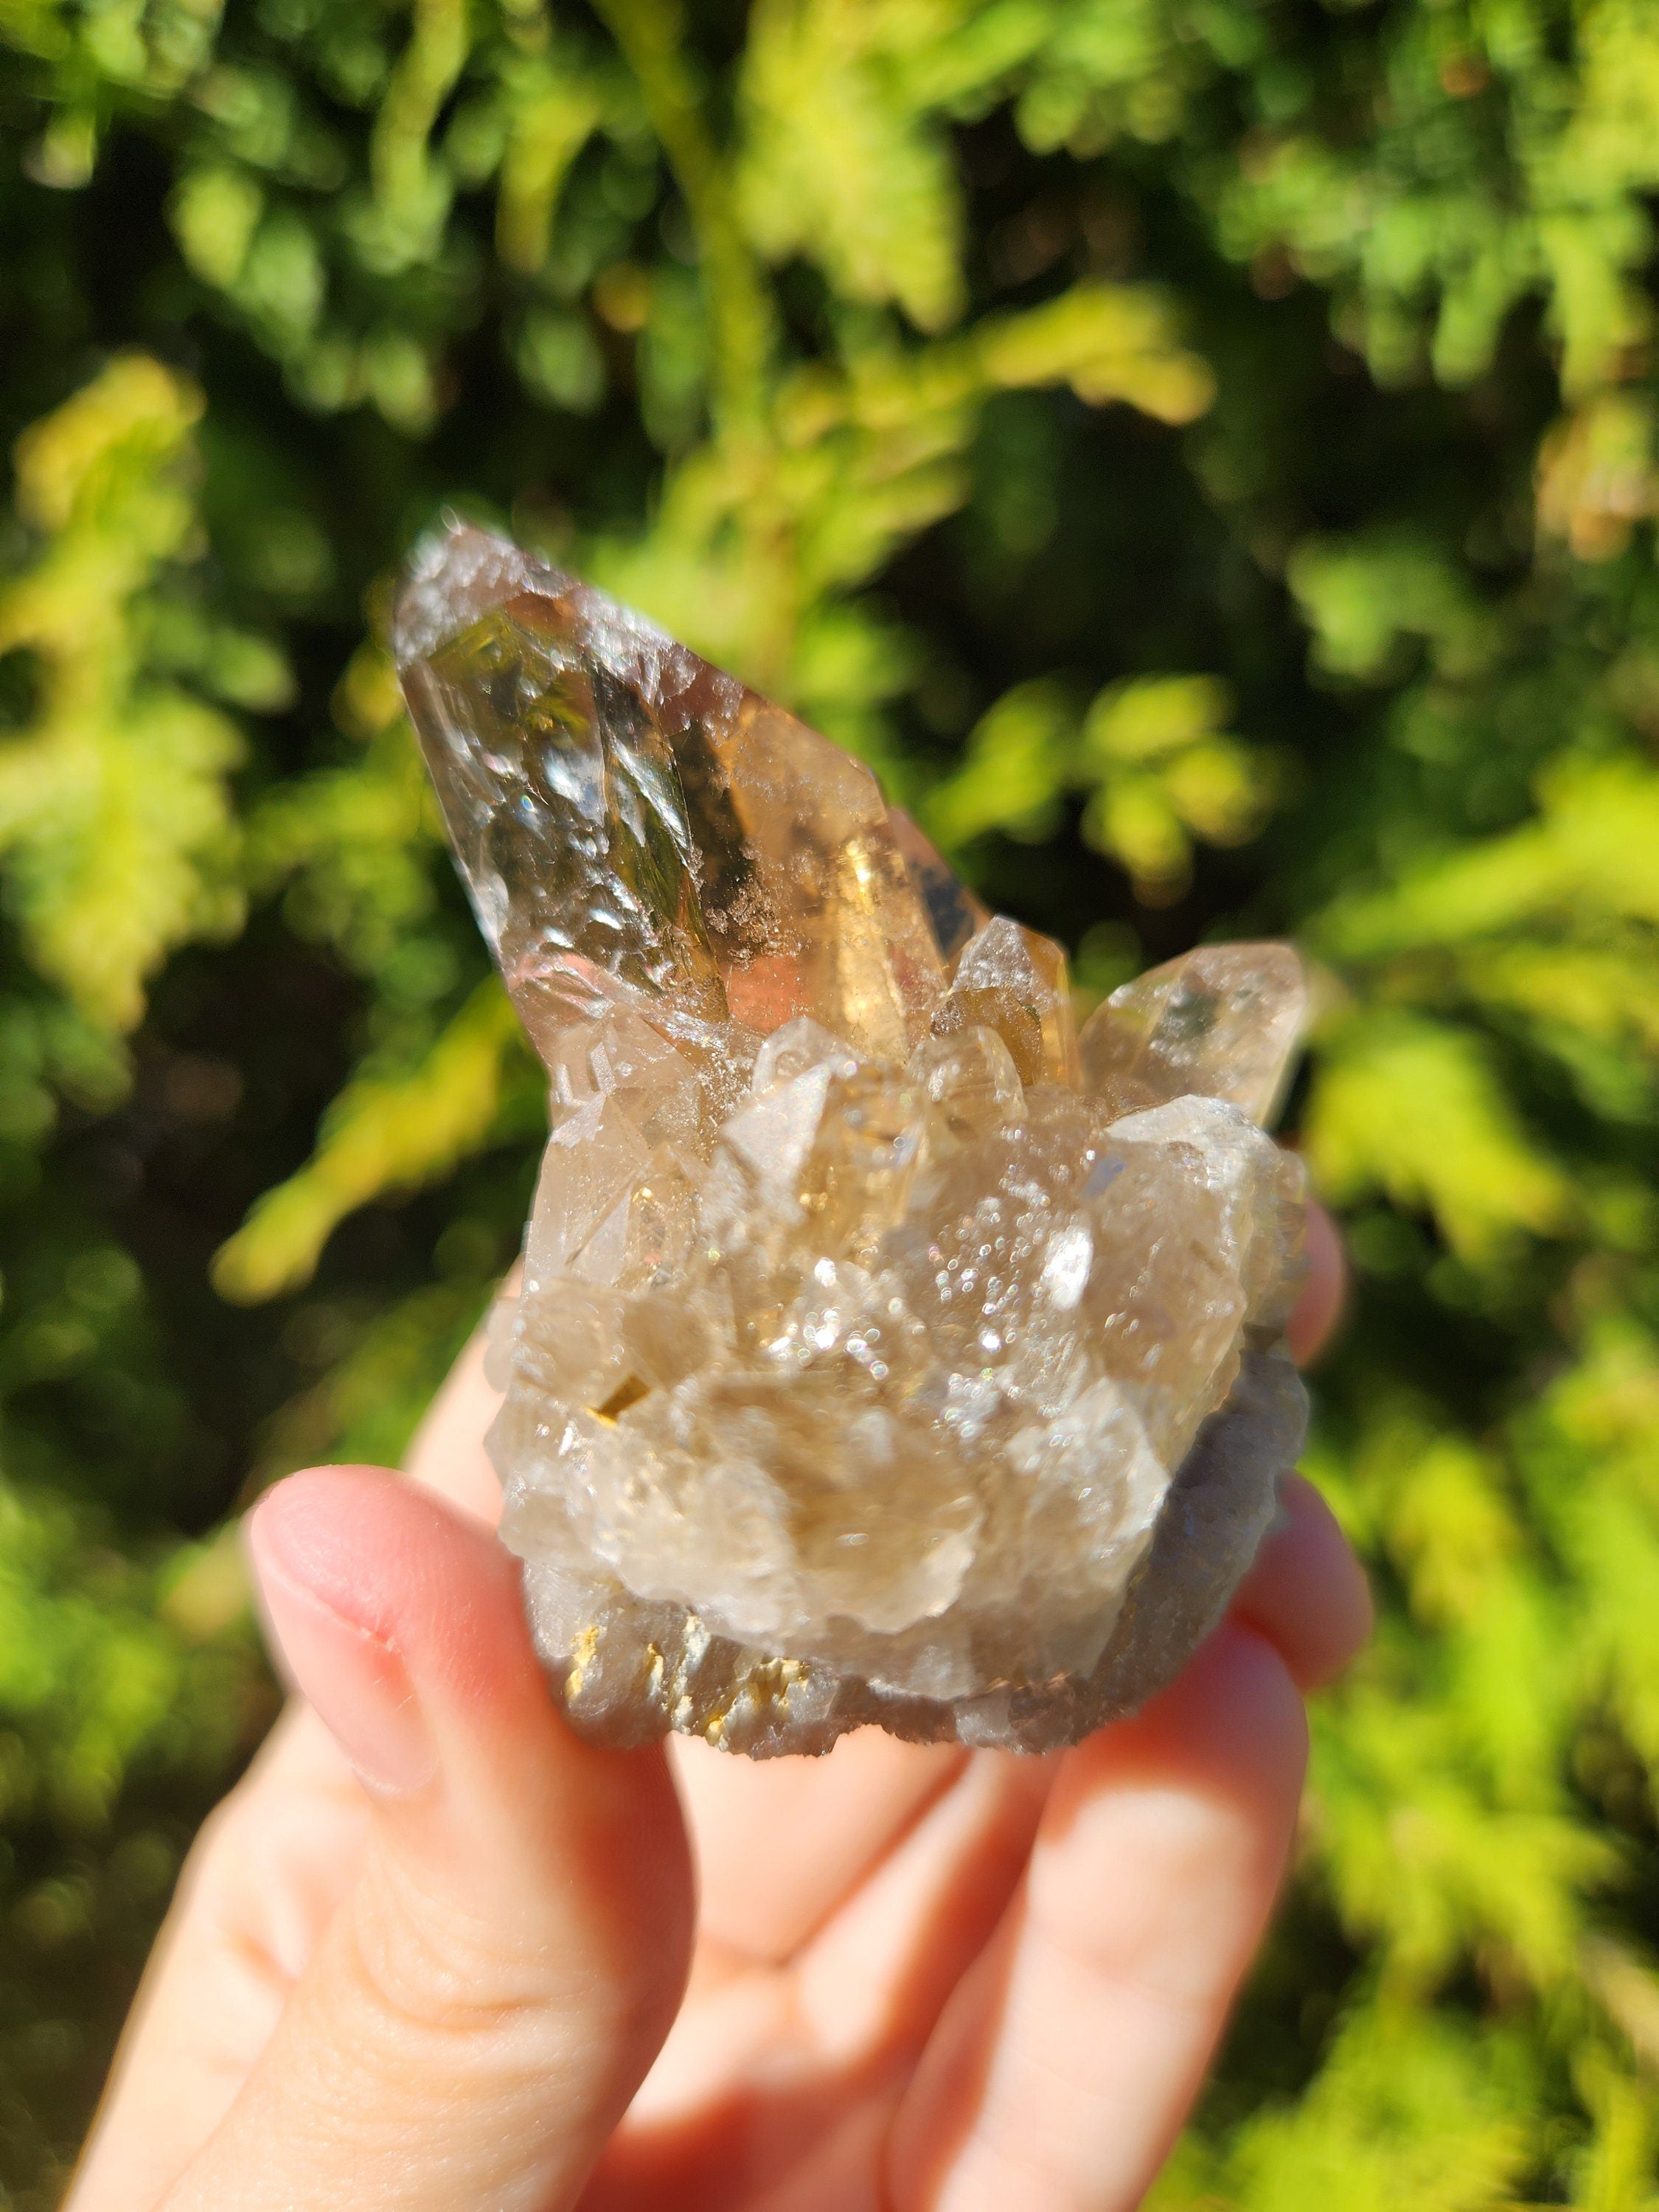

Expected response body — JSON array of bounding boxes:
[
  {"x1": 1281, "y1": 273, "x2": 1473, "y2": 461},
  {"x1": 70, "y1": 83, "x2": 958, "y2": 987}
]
[{"x1": 68, "y1": 1201, "x2": 1368, "y2": 2212}]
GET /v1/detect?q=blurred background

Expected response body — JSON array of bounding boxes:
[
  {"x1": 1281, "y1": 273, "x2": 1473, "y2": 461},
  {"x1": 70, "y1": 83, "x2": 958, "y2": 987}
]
[{"x1": 3, "y1": 0, "x2": 1659, "y2": 2199}]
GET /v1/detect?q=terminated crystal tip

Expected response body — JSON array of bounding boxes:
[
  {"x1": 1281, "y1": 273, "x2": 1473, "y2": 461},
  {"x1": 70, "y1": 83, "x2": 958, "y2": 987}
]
[{"x1": 395, "y1": 518, "x2": 1312, "y2": 1757}]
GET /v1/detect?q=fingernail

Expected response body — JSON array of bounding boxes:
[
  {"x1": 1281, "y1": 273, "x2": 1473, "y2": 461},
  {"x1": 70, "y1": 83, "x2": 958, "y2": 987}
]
[{"x1": 251, "y1": 1537, "x2": 437, "y2": 1796}]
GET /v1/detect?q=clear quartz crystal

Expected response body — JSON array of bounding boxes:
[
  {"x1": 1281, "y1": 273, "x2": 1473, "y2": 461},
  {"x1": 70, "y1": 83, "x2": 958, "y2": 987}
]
[
  {"x1": 1077, "y1": 942, "x2": 1310, "y2": 1124},
  {"x1": 397, "y1": 520, "x2": 1312, "y2": 1756}
]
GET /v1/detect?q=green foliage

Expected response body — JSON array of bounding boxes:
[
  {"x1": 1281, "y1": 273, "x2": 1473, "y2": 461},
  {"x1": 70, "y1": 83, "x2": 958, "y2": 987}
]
[
  {"x1": 0, "y1": 1470, "x2": 268, "y2": 2196},
  {"x1": 5, "y1": 0, "x2": 1659, "y2": 2202},
  {"x1": 928, "y1": 665, "x2": 1276, "y2": 901},
  {"x1": 0, "y1": 356, "x2": 254, "y2": 1035},
  {"x1": 212, "y1": 977, "x2": 533, "y2": 1301}
]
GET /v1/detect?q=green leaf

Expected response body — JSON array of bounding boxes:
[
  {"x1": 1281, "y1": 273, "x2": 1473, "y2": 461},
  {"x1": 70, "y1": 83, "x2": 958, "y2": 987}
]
[
  {"x1": 924, "y1": 677, "x2": 1074, "y2": 849},
  {"x1": 0, "y1": 358, "x2": 246, "y2": 1034},
  {"x1": 1306, "y1": 1015, "x2": 1573, "y2": 1260},
  {"x1": 738, "y1": 0, "x2": 968, "y2": 330},
  {"x1": 210, "y1": 980, "x2": 532, "y2": 1302}
]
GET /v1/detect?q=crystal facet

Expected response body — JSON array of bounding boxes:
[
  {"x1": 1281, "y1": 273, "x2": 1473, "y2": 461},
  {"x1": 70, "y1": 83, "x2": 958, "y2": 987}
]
[
  {"x1": 397, "y1": 521, "x2": 1312, "y2": 1757},
  {"x1": 1077, "y1": 942, "x2": 1310, "y2": 1124}
]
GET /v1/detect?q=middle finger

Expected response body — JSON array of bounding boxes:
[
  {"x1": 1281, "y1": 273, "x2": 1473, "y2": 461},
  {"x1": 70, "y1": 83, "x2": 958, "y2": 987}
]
[{"x1": 674, "y1": 1730, "x2": 967, "y2": 1962}]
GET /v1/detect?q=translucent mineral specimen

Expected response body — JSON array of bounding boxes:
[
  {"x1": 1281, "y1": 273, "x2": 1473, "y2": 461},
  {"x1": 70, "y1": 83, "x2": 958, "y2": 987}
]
[
  {"x1": 395, "y1": 520, "x2": 1312, "y2": 1757},
  {"x1": 1077, "y1": 942, "x2": 1309, "y2": 1124}
]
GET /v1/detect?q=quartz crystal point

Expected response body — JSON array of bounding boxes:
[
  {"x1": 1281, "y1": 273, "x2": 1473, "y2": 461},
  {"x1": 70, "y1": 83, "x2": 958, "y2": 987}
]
[
  {"x1": 1077, "y1": 943, "x2": 1310, "y2": 1124},
  {"x1": 395, "y1": 520, "x2": 1312, "y2": 1758}
]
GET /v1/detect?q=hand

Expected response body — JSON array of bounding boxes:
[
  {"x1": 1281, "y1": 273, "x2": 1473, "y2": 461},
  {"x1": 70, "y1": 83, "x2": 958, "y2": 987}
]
[{"x1": 67, "y1": 1204, "x2": 1367, "y2": 2212}]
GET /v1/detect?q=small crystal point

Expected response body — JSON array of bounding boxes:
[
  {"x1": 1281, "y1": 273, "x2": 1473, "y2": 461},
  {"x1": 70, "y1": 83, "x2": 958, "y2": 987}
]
[
  {"x1": 397, "y1": 522, "x2": 1311, "y2": 1759},
  {"x1": 908, "y1": 1024, "x2": 1025, "y2": 1149},
  {"x1": 932, "y1": 917, "x2": 1082, "y2": 1088},
  {"x1": 1077, "y1": 941, "x2": 1308, "y2": 1125},
  {"x1": 708, "y1": 700, "x2": 948, "y2": 1057}
]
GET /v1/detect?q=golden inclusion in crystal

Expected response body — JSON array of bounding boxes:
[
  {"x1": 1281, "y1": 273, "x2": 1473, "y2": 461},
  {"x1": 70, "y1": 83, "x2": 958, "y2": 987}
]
[{"x1": 395, "y1": 521, "x2": 1312, "y2": 1757}]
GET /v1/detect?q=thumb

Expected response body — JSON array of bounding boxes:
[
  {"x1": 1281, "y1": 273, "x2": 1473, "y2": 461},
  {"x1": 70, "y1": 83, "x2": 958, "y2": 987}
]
[{"x1": 173, "y1": 1465, "x2": 692, "y2": 2212}]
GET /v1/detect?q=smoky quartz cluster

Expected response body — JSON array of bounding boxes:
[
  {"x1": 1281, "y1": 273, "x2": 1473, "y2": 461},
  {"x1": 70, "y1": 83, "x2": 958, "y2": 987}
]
[{"x1": 395, "y1": 521, "x2": 1310, "y2": 1757}]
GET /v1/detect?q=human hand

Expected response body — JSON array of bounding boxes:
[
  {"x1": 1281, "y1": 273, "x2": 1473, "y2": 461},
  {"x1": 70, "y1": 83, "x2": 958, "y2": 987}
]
[{"x1": 68, "y1": 1203, "x2": 1367, "y2": 2212}]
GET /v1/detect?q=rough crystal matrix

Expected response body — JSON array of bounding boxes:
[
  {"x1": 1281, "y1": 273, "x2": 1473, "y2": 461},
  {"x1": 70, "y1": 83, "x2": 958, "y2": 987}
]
[{"x1": 395, "y1": 521, "x2": 1311, "y2": 1756}]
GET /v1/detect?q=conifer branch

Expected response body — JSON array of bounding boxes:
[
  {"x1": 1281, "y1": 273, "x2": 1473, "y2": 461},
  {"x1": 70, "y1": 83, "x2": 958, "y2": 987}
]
[{"x1": 585, "y1": 0, "x2": 773, "y2": 433}]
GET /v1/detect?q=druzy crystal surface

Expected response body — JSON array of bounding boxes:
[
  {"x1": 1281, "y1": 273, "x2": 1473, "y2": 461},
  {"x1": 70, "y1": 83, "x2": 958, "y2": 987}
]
[{"x1": 395, "y1": 521, "x2": 1311, "y2": 1756}]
